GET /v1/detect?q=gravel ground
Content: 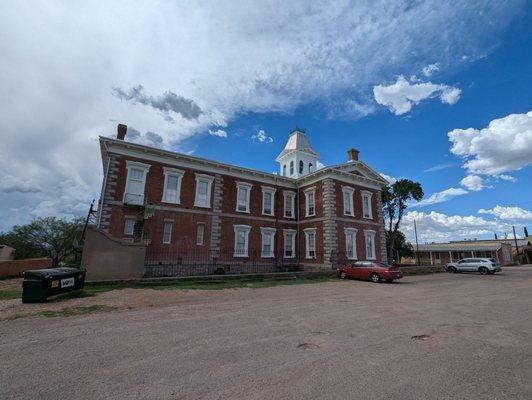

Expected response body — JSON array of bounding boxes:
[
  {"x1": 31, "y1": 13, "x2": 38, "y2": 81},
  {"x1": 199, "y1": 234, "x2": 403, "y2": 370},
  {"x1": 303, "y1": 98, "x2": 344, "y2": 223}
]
[{"x1": 1, "y1": 267, "x2": 531, "y2": 400}]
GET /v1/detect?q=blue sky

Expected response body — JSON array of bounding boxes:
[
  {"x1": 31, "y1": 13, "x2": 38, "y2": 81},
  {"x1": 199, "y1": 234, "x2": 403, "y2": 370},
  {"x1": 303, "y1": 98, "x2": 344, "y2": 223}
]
[{"x1": 1, "y1": 1, "x2": 531, "y2": 241}]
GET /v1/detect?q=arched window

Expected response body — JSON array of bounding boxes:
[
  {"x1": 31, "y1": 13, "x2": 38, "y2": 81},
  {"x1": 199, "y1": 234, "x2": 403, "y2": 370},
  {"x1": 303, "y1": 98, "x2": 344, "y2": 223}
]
[
  {"x1": 282, "y1": 164, "x2": 287, "y2": 176},
  {"x1": 299, "y1": 160, "x2": 304, "y2": 174},
  {"x1": 289, "y1": 161, "x2": 294, "y2": 176},
  {"x1": 309, "y1": 162, "x2": 314, "y2": 173}
]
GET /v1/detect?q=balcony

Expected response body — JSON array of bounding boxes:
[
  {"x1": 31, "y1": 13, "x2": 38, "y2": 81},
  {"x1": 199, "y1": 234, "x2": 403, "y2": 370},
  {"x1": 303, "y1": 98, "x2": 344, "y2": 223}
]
[{"x1": 123, "y1": 192, "x2": 145, "y2": 206}]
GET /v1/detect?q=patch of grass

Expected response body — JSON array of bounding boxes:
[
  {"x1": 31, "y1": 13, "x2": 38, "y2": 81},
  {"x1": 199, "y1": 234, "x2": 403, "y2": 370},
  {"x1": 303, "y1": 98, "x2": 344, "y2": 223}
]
[
  {"x1": 0, "y1": 289, "x2": 22, "y2": 300},
  {"x1": 5, "y1": 305, "x2": 115, "y2": 321},
  {"x1": 1, "y1": 275, "x2": 337, "y2": 302},
  {"x1": 37, "y1": 305, "x2": 114, "y2": 318}
]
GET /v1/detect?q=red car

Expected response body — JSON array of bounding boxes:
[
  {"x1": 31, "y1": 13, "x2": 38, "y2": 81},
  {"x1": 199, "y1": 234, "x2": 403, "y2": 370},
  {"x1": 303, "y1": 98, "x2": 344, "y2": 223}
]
[{"x1": 337, "y1": 261, "x2": 403, "y2": 283}]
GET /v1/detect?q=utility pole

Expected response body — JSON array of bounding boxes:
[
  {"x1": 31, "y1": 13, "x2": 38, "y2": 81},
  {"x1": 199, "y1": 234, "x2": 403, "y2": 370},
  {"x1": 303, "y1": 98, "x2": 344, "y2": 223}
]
[
  {"x1": 512, "y1": 225, "x2": 519, "y2": 255},
  {"x1": 414, "y1": 218, "x2": 420, "y2": 266}
]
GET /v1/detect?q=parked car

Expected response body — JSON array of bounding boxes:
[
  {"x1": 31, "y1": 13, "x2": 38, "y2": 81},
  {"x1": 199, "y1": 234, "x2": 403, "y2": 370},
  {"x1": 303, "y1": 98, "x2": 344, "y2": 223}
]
[
  {"x1": 337, "y1": 261, "x2": 403, "y2": 283},
  {"x1": 445, "y1": 258, "x2": 501, "y2": 275}
]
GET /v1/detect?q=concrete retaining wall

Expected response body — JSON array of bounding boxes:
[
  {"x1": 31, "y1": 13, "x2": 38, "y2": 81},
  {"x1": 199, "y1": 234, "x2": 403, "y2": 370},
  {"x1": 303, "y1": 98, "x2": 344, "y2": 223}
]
[
  {"x1": 81, "y1": 225, "x2": 146, "y2": 282},
  {"x1": 0, "y1": 258, "x2": 53, "y2": 278}
]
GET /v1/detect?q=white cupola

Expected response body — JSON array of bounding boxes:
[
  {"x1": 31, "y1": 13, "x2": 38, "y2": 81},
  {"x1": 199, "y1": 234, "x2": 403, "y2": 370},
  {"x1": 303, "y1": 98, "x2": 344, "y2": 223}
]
[{"x1": 276, "y1": 128, "x2": 319, "y2": 178}]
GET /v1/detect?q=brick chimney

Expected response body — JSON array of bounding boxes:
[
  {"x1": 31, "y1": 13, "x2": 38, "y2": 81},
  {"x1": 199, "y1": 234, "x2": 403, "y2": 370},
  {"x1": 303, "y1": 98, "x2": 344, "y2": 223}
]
[
  {"x1": 347, "y1": 148, "x2": 359, "y2": 162},
  {"x1": 117, "y1": 124, "x2": 127, "y2": 140}
]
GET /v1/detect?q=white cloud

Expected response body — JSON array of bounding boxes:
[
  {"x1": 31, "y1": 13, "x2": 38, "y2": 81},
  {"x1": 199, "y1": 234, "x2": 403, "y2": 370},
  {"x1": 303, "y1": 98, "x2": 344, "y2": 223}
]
[
  {"x1": 460, "y1": 175, "x2": 488, "y2": 191},
  {"x1": 208, "y1": 129, "x2": 228, "y2": 138},
  {"x1": 373, "y1": 76, "x2": 461, "y2": 115},
  {"x1": 411, "y1": 187, "x2": 468, "y2": 207},
  {"x1": 478, "y1": 205, "x2": 532, "y2": 220},
  {"x1": 497, "y1": 174, "x2": 517, "y2": 182},
  {"x1": 424, "y1": 163, "x2": 455, "y2": 172},
  {"x1": 0, "y1": 1, "x2": 524, "y2": 230},
  {"x1": 252, "y1": 129, "x2": 273, "y2": 143},
  {"x1": 379, "y1": 173, "x2": 397, "y2": 184},
  {"x1": 403, "y1": 210, "x2": 509, "y2": 243},
  {"x1": 422, "y1": 63, "x2": 439, "y2": 77},
  {"x1": 317, "y1": 161, "x2": 326, "y2": 170},
  {"x1": 448, "y1": 111, "x2": 532, "y2": 176}
]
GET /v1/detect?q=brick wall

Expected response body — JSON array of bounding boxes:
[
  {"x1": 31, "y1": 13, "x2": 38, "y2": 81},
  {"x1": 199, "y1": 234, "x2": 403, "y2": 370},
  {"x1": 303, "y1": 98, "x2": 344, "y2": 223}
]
[{"x1": 0, "y1": 258, "x2": 52, "y2": 278}]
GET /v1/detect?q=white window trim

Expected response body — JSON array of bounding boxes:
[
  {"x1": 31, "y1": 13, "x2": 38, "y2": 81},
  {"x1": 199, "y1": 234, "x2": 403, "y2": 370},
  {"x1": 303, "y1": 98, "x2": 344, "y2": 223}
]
[
  {"x1": 162, "y1": 220, "x2": 173, "y2": 244},
  {"x1": 161, "y1": 167, "x2": 185, "y2": 204},
  {"x1": 124, "y1": 217, "x2": 135, "y2": 236},
  {"x1": 235, "y1": 181, "x2": 253, "y2": 213},
  {"x1": 123, "y1": 160, "x2": 150, "y2": 204},
  {"x1": 260, "y1": 227, "x2": 276, "y2": 258},
  {"x1": 364, "y1": 229, "x2": 376, "y2": 260},
  {"x1": 342, "y1": 186, "x2": 355, "y2": 216},
  {"x1": 344, "y1": 228, "x2": 358, "y2": 260},
  {"x1": 283, "y1": 229, "x2": 297, "y2": 258},
  {"x1": 194, "y1": 173, "x2": 214, "y2": 208},
  {"x1": 304, "y1": 187, "x2": 316, "y2": 217},
  {"x1": 261, "y1": 186, "x2": 276, "y2": 216},
  {"x1": 304, "y1": 228, "x2": 317, "y2": 259},
  {"x1": 361, "y1": 190, "x2": 373, "y2": 219},
  {"x1": 233, "y1": 225, "x2": 251, "y2": 257},
  {"x1": 283, "y1": 190, "x2": 296, "y2": 219}
]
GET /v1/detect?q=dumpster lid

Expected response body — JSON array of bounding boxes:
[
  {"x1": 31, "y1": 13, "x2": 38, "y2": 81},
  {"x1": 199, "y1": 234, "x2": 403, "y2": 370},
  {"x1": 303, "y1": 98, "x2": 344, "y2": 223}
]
[{"x1": 23, "y1": 268, "x2": 84, "y2": 277}]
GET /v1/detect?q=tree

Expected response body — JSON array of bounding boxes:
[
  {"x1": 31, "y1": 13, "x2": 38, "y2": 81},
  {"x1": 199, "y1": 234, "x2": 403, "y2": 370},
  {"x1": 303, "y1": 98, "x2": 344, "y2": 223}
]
[
  {"x1": 385, "y1": 230, "x2": 413, "y2": 262},
  {"x1": 0, "y1": 217, "x2": 84, "y2": 266},
  {"x1": 381, "y1": 179, "x2": 424, "y2": 263}
]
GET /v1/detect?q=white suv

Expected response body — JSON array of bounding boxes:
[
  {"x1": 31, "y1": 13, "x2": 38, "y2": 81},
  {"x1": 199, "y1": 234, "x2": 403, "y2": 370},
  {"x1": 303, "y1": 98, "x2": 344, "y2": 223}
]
[{"x1": 446, "y1": 258, "x2": 501, "y2": 275}]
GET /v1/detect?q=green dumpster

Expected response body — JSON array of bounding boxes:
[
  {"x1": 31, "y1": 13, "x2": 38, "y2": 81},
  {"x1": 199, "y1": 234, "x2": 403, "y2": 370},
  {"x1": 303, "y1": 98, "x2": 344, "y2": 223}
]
[{"x1": 22, "y1": 268, "x2": 86, "y2": 303}]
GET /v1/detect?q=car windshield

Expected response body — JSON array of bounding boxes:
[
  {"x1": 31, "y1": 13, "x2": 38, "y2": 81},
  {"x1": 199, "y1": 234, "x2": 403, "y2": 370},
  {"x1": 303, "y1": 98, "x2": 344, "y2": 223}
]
[{"x1": 379, "y1": 263, "x2": 392, "y2": 268}]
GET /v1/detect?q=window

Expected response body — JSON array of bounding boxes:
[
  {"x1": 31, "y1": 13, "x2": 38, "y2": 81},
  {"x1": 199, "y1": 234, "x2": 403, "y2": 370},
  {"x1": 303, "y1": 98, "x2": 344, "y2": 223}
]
[
  {"x1": 236, "y1": 182, "x2": 252, "y2": 213},
  {"x1": 162, "y1": 167, "x2": 184, "y2": 204},
  {"x1": 124, "y1": 218, "x2": 135, "y2": 235},
  {"x1": 194, "y1": 174, "x2": 214, "y2": 208},
  {"x1": 260, "y1": 227, "x2": 276, "y2": 258},
  {"x1": 304, "y1": 187, "x2": 316, "y2": 217},
  {"x1": 503, "y1": 248, "x2": 511, "y2": 261},
  {"x1": 299, "y1": 160, "x2": 304, "y2": 174},
  {"x1": 364, "y1": 230, "x2": 376, "y2": 260},
  {"x1": 308, "y1": 162, "x2": 313, "y2": 173},
  {"x1": 362, "y1": 191, "x2": 373, "y2": 219},
  {"x1": 284, "y1": 191, "x2": 296, "y2": 218},
  {"x1": 290, "y1": 161, "x2": 294, "y2": 176},
  {"x1": 282, "y1": 164, "x2": 287, "y2": 176},
  {"x1": 196, "y1": 223, "x2": 205, "y2": 245},
  {"x1": 344, "y1": 228, "x2": 357, "y2": 260},
  {"x1": 283, "y1": 229, "x2": 296, "y2": 258},
  {"x1": 124, "y1": 161, "x2": 150, "y2": 205},
  {"x1": 163, "y1": 221, "x2": 173, "y2": 244},
  {"x1": 342, "y1": 186, "x2": 355, "y2": 216},
  {"x1": 261, "y1": 186, "x2": 276, "y2": 216},
  {"x1": 233, "y1": 225, "x2": 251, "y2": 257},
  {"x1": 304, "y1": 228, "x2": 317, "y2": 259}
]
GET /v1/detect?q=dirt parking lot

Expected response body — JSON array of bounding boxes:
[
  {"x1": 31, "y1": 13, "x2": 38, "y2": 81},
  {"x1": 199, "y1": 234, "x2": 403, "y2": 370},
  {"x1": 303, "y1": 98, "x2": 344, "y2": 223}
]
[{"x1": 1, "y1": 267, "x2": 531, "y2": 399}]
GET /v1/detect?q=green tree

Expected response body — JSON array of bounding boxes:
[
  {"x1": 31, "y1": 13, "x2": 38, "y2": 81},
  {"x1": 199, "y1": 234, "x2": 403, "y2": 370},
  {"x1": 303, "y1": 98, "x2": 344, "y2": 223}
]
[
  {"x1": 0, "y1": 217, "x2": 84, "y2": 266},
  {"x1": 385, "y1": 230, "x2": 413, "y2": 262},
  {"x1": 381, "y1": 179, "x2": 423, "y2": 263}
]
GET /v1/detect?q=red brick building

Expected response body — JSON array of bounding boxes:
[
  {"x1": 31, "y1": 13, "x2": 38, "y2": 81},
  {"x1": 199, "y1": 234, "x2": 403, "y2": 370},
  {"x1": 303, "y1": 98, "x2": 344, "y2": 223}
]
[{"x1": 96, "y1": 125, "x2": 388, "y2": 275}]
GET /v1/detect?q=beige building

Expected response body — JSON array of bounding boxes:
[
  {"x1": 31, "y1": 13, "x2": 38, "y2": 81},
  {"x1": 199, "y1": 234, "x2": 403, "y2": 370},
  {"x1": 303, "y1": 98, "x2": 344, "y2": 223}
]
[
  {"x1": 0, "y1": 244, "x2": 15, "y2": 261},
  {"x1": 414, "y1": 241, "x2": 514, "y2": 266}
]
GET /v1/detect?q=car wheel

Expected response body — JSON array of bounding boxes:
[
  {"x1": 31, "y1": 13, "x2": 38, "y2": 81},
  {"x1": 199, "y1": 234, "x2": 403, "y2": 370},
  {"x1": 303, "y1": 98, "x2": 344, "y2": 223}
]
[
  {"x1": 447, "y1": 266, "x2": 457, "y2": 273},
  {"x1": 339, "y1": 271, "x2": 347, "y2": 279},
  {"x1": 488, "y1": 270, "x2": 496, "y2": 275},
  {"x1": 479, "y1": 267, "x2": 489, "y2": 275},
  {"x1": 370, "y1": 273, "x2": 380, "y2": 283}
]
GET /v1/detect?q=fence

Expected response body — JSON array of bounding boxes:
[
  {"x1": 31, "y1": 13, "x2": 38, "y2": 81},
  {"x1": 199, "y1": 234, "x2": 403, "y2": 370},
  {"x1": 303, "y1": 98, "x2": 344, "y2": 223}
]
[{"x1": 143, "y1": 248, "x2": 349, "y2": 278}]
